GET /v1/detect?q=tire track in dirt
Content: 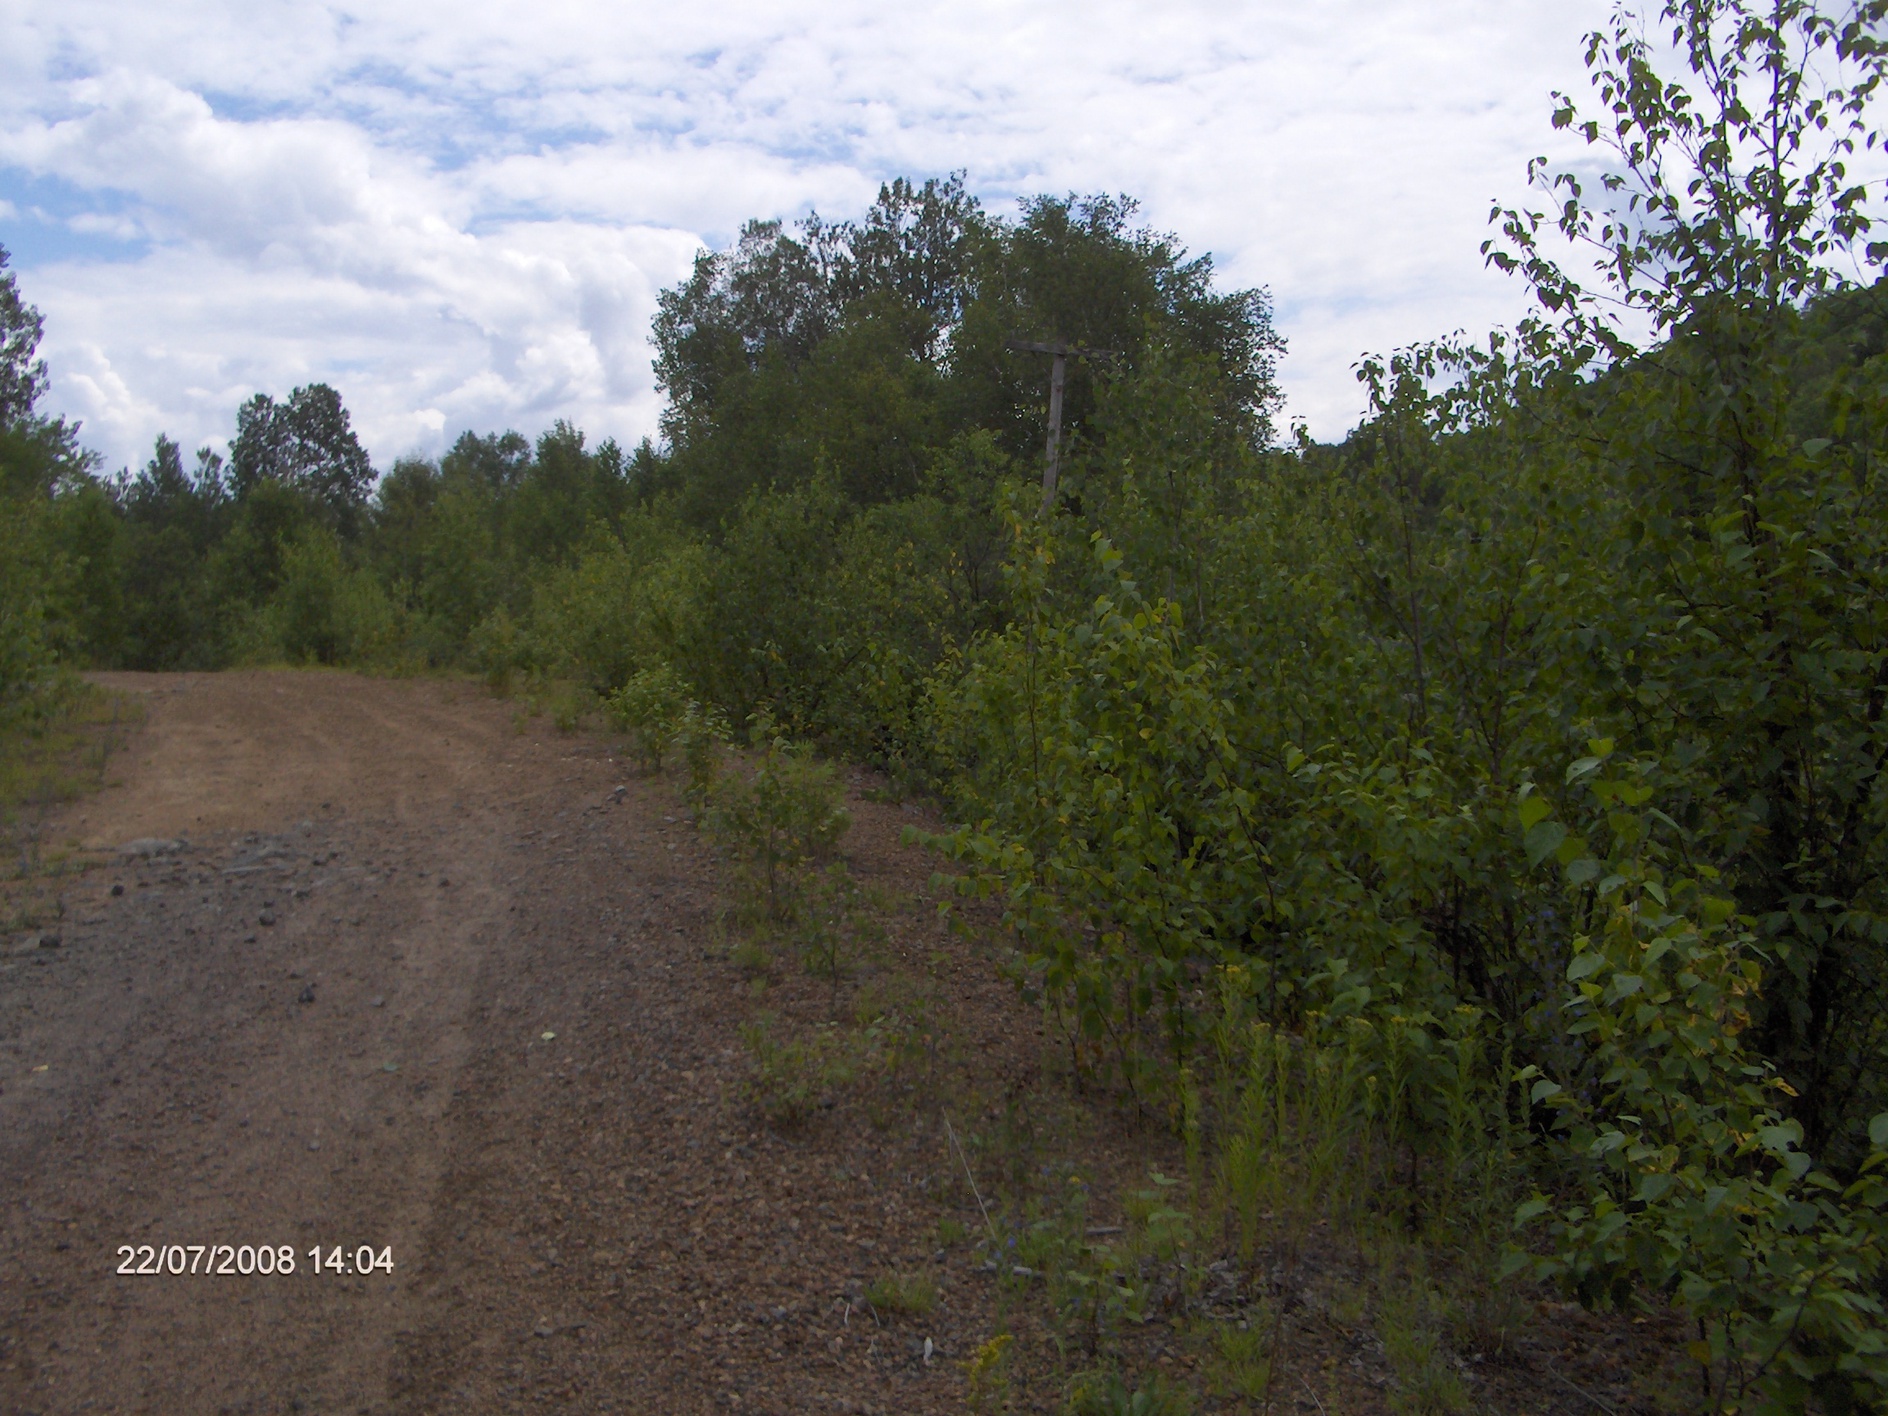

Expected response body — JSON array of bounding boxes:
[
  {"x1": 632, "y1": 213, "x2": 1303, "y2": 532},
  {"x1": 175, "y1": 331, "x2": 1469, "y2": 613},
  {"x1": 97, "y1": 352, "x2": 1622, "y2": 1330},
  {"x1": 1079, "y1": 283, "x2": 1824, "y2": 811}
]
[
  {"x1": 0, "y1": 672, "x2": 544, "y2": 1413},
  {"x1": 0, "y1": 671, "x2": 1006, "y2": 1416}
]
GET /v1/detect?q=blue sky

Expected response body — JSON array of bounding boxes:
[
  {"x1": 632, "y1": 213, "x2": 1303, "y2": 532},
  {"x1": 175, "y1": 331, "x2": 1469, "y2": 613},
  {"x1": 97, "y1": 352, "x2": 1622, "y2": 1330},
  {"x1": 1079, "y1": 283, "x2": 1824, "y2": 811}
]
[{"x1": 0, "y1": 0, "x2": 1608, "y2": 471}]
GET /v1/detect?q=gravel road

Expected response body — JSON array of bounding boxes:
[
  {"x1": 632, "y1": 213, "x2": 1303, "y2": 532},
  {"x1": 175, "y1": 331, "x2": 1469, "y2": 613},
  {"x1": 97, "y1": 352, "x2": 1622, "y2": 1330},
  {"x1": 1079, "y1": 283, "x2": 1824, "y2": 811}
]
[{"x1": 0, "y1": 671, "x2": 982, "y2": 1415}]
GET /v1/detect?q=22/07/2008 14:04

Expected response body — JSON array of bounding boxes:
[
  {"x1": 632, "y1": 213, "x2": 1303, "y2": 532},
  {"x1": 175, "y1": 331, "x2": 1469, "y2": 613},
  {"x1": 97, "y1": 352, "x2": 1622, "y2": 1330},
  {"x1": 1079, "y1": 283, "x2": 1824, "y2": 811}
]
[{"x1": 116, "y1": 1243, "x2": 395, "y2": 1276}]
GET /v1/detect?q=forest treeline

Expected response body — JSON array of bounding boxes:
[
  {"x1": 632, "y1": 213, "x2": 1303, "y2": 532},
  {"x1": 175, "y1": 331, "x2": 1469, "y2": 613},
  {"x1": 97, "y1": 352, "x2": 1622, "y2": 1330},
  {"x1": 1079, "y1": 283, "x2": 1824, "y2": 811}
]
[{"x1": 7, "y1": 1, "x2": 1888, "y2": 1406}]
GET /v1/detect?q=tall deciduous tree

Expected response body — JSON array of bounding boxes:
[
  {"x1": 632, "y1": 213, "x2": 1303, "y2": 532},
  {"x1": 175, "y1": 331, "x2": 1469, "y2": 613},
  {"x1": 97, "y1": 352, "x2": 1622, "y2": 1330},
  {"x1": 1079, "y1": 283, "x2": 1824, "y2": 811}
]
[
  {"x1": 1489, "y1": 0, "x2": 1888, "y2": 1152},
  {"x1": 228, "y1": 384, "x2": 376, "y2": 536},
  {"x1": 650, "y1": 179, "x2": 1283, "y2": 528}
]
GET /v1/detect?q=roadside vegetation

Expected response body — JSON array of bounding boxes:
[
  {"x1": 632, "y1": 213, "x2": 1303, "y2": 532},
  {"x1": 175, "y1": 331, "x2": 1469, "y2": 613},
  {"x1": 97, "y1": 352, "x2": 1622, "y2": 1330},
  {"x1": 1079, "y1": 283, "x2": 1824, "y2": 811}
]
[{"x1": 8, "y1": 1, "x2": 1888, "y2": 1409}]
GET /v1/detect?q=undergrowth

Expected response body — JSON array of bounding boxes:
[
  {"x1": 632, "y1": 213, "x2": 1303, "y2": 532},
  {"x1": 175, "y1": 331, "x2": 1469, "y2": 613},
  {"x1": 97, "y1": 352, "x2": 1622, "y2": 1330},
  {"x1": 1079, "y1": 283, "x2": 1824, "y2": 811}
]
[{"x1": 0, "y1": 676, "x2": 141, "y2": 931}]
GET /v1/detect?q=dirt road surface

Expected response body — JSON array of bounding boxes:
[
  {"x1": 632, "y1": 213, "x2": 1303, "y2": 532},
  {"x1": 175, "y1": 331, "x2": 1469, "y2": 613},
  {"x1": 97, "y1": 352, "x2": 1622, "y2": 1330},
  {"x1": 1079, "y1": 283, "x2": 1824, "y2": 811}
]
[{"x1": 0, "y1": 671, "x2": 997, "y2": 1415}]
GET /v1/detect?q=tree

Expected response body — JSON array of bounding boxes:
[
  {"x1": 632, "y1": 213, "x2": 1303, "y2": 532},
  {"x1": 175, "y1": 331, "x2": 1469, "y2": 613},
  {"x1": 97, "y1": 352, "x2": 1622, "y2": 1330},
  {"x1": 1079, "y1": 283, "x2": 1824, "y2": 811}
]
[
  {"x1": 441, "y1": 429, "x2": 532, "y2": 492},
  {"x1": 0, "y1": 243, "x2": 47, "y2": 430},
  {"x1": 652, "y1": 221, "x2": 837, "y2": 448},
  {"x1": 810, "y1": 173, "x2": 988, "y2": 358},
  {"x1": 924, "y1": 191, "x2": 1286, "y2": 486},
  {"x1": 228, "y1": 383, "x2": 376, "y2": 536},
  {"x1": 1486, "y1": 0, "x2": 1888, "y2": 1150},
  {"x1": 0, "y1": 242, "x2": 91, "y2": 502},
  {"x1": 113, "y1": 435, "x2": 231, "y2": 668},
  {"x1": 1489, "y1": 0, "x2": 1887, "y2": 346},
  {"x1": 649, "y1": 180, "x2": 1285, "y2": 529}
]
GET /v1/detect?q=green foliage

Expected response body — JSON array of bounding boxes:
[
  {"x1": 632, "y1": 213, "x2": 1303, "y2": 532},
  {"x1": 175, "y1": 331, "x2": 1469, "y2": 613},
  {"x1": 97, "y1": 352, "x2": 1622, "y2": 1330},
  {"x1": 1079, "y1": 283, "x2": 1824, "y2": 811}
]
[
  {"x1": 1513, "y1": 761, "x2": 1888, "y2": 1411},
  {"x1": 0, "y1": 253, "x2": 108, "y2": 718},
  {"x1": 0, "y1": 491, "x2": 59, "y2": 726},
  {"x1": 652, "y1": 177, "x2": 1282, "y2": 529},
  {"x1": 228, "y1": 384, "x2": 375, "y2": 537},
  {"x1": 1484, "y1": 0, "x2": 1888, "y2": 1157},
  {"x1": 701, "y1": 726, "x2": 851, "y2": 926},
  {"x1": 1376, "y1": 1265, "x2": 1470, "y2": 1416},
  {"x1": 112, "y1": 436, "x2": 225, "y2": 667},
  {"x1": 0, "y1": 242, "x2": 48, "y2": 428},
  {"x1": 15, "y1": 11, "x2": 1888, "y2": 1404},
  {"x1": 863, "y1": 1269, "x2": 937, "y2": 1316},
  {"x1": 526, "y1": 523, "x2": 706, "y2": 693},
  {"x1": 606, "y1": 662, "x2": 692, "y2": 770},
  {"x1": 923, "y1": 516, "x2": 1251, "y2": 1094},
  {"x1": 738, "y1": 1015, "x2": 857, "y2": 1126},
  {"x1": 230, "y1": 525, "x2": 406, "y2": 667},
  {"x1": 675, "y1": 698, "x2": 731, "y2": 809},
  {"x1": 1063, "y1": 1370, "x2": 1195, "y2": 1416},
  {"x1": 794, "y1": 861, "x2": 868, "y2": 987},
  {"x1": 1208, "y1": 1319, "x2": 1272, "y2": 1402}
]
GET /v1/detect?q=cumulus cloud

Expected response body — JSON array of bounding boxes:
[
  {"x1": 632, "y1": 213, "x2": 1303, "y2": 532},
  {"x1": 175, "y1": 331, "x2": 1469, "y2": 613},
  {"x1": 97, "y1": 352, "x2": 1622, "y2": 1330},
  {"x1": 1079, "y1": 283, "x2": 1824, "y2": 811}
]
[{"x1": 0, "y1": 0, "x2": 1607, "y2": 470}]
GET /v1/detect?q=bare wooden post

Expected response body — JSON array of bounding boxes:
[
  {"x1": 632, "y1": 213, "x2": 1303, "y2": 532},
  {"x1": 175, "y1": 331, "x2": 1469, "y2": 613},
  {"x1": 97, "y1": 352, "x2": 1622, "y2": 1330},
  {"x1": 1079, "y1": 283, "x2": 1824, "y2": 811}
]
[
  {"x1": 1008, "y1": 338, "x2": 1119, "y2": 517},
  {"x1": 1042, "y1": 350, "x2": 1067, "y2": 515}
]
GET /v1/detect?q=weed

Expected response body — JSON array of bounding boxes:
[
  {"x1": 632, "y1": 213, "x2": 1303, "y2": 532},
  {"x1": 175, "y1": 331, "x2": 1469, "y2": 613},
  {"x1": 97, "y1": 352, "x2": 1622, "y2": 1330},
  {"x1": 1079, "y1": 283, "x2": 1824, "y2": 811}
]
[
  {"x1": 503, "y1": 675, "x2": 597, "y2": 733},
  {"x1": 739, "y1": 1015, "x2": 856, "y2": 1126},
  {"x1": 796, "y1": 862, "x2": 861, "y2": 987},
  {"x1": 1209, "y1": 1316, "x2": 1272, "y2": 1402},
  {"x1": 864, "y1": 1270, "x2": 937, "y2": 1317},
  {"x1": 1443, "y1": 1278, "x2": 1525, "y2": 1362},
  {"x1": 1376, "y1": 1260, "x2": 1470, "y2": 1416},
  {"x1": 551, "y1": 684, "x2": 593, "y2": 732},
  {"x1": 965, "y1": 1332, "x2": 1014, "y2": 1414},
  {"x1": 0, "y1": 681, "x2": 139, "y2": 928},
  {"x1": 728, "y1": 935, "x2": 773, "y2": 978},
  {"x1": 937, "y1": 1216, "x2": 968, "y2": 1248},
  {"x1": 854, "y1": 976, "x2": 944, "y2": 1091},
  {"x1": 1064, "y1": 1369, "x2": 1195, "y2": 1416},
  {"x1": 0, "y1": 680, "x2": 137, "y2": 830},
  {"x1": 1123, "y1": 1172, "x2": 1192, "y2": 1267}
]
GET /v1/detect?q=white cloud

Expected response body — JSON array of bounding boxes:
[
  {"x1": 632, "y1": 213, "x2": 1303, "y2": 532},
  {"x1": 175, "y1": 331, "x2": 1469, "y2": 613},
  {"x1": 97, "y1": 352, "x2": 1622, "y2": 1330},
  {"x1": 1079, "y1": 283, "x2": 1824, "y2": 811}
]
[{"x1": 0, "y1": 0, "x2": 1613, "y2": 470}]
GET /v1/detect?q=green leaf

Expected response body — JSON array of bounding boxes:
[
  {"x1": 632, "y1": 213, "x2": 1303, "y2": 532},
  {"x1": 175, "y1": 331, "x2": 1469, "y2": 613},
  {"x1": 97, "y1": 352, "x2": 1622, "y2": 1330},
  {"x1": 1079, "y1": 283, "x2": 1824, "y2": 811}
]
[
  {"x1": 1567, "y1": 952, "x2": 1606, "y2": 982},
  {"x1": 1565, "y1": 756, "x2": 1602, "y2": 784},
  {"x1": 1871, "y1": 1113, "x2": 1888, "y2": 1150},
  {"x1": 1518, "y1": 794, "x2": 1552, "y2": 830},
  {"x1": 1525, "y1": 820, "x2": 1567, "y2": 866},
  {"x1": 1759, "y1": 1121, "x2": 1803, "y2": 1154},
  {"x1": 1635, "y1": 1172, "x2": 1674, "y2": 1204}
]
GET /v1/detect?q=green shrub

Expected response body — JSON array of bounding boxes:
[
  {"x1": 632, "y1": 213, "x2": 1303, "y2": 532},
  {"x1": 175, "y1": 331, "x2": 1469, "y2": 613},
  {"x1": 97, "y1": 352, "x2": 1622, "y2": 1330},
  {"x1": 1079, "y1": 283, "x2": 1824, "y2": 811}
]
[
  {"x1": 1514, "y1": 761, "x2": 1888, "y2": 1414},
  {"x1": 675, "y1": 697, "x2": 730, "y2": 808},
  {"x1": 739, "y1": 1015, "x2": 856, "y2": 1125},
  {"x1": 702, "y1": 725, "x2": 850, "y2": 925},
  {"x1": 0, "y1": 495, "x2": 57, "y2": 726},
  {"x1": 468, "y1": 606, "x2": 525, "y2": 691},
  {"x1": 606, "y1": 662, "x2": 690, "y2": 770},
  {"x1": 524, "y1": 526, "x2": 707, "y2": 693},
  {"x1": 235, "y1": 526, "x2": 406, "y2": 667}
]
